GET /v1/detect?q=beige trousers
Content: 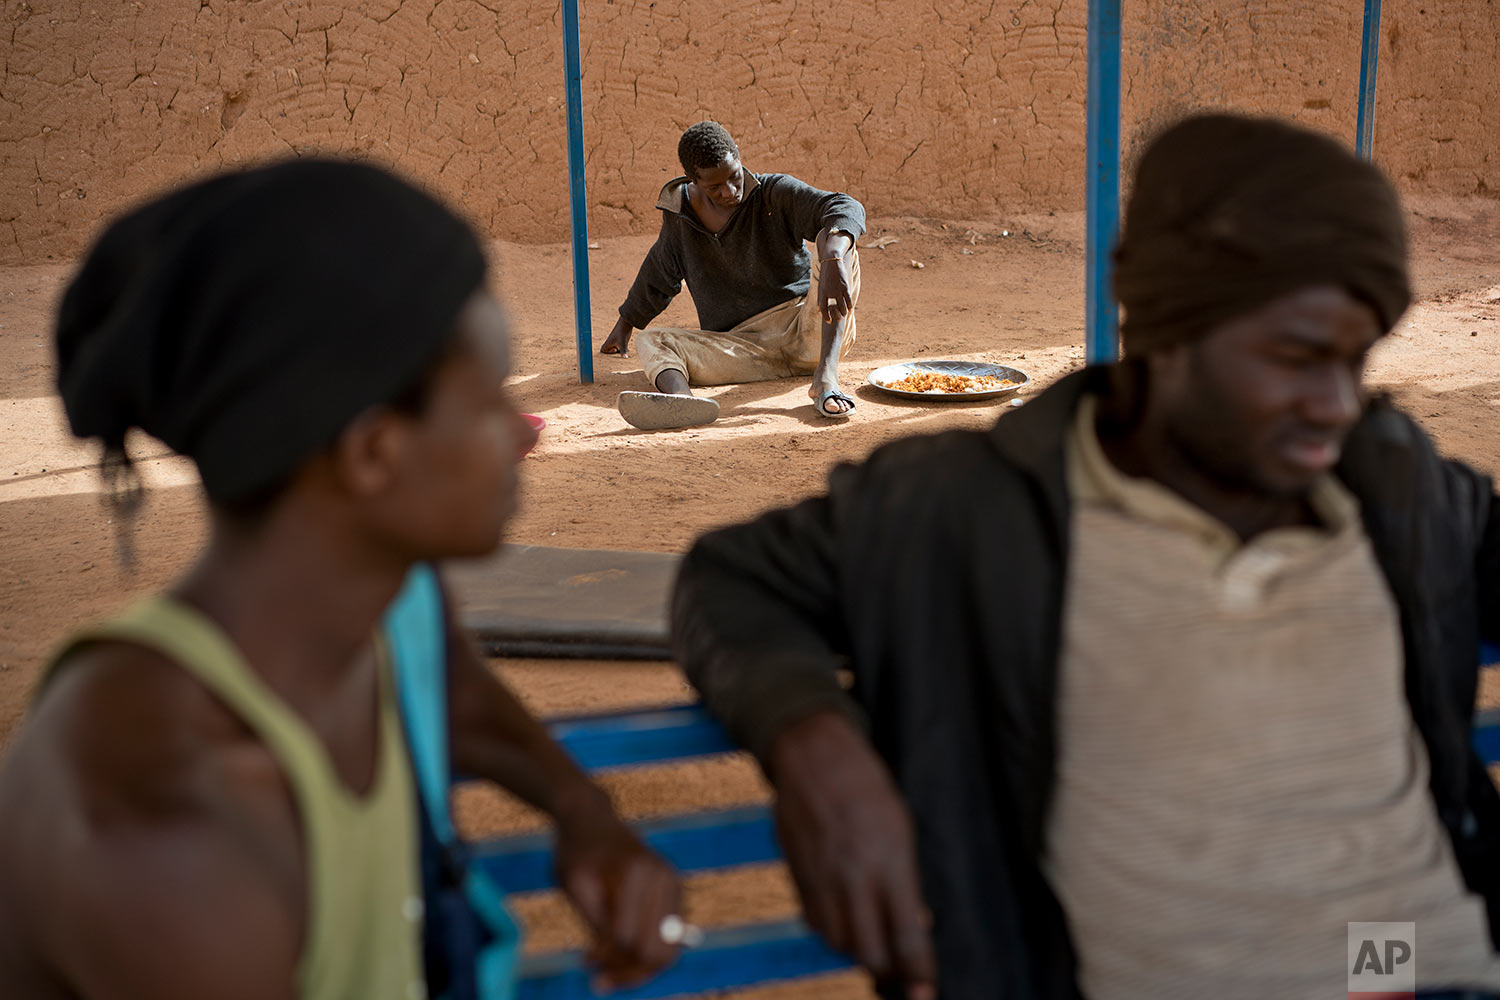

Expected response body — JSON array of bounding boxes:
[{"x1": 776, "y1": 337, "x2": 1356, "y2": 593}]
[{"x1": 636, "y1": 247, "x2": 861, "y2": 387}]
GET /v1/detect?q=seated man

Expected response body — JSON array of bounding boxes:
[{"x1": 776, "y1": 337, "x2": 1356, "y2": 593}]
[
  {"x1": 671, "y1": 114, "x2": 1500, "y2": 999},
  {"x1": 601, "y1": 121, "x2": 865, "y2": 429}
]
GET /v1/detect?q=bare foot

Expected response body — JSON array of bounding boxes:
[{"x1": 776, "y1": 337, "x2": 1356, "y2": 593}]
[
  {"x1": 810, "y1": 381, "x2": 856, "y2": 418},
  {"x1": 821, "y1": 393, "x2": 853, "y2": 415}
]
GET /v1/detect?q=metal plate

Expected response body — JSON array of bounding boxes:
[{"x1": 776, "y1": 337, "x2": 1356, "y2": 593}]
[{"x1": 866, "y1": 360, "x2": 1029, "y2": 401}]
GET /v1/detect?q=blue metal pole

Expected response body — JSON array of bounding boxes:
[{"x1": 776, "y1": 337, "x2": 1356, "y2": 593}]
[
  {"x1": 1085, "y1": 0, "x2": 1122, "y2": 363},
  {"x1": 561, "y1": 0, "x2": 594, "y2": 383},
  {"x1": 1355, "y1": 0, "x2": 1382, "y2": 161}
]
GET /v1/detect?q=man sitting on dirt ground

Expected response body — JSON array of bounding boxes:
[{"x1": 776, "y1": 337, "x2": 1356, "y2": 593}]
[
  {"x1": 671, "y1": 113, "x2": 1500, "y2": 999},
  {"x1": 600, "y1": 120, "x2": 866, "y2": 430}
]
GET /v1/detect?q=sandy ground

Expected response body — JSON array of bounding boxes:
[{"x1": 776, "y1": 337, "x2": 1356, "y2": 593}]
[{"x1": 3, "y1": 201, "x2": 1500, "y2": 994}]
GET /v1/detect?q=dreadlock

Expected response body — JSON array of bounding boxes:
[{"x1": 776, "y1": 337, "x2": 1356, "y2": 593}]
[{"x1": 677, "y1": 121, "x2": 739, "y2": 178}]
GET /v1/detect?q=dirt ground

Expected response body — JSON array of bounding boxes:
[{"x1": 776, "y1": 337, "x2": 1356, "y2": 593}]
[{"x1": 3, "y1": 201, "x2": 1500, "y2": 994}]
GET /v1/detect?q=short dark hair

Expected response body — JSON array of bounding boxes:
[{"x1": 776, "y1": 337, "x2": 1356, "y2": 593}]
[{"x1": 678, "y1": 121, "x2": 739, "y2": 178}]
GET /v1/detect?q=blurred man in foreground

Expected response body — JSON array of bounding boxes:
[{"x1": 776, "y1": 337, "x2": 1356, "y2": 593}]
[
  {"x1": 672, "y1": 114, "x2": 1500, "y2": 999},
  {"x1": 0, "y1": 160, "x2": 681, "y2": 999}
]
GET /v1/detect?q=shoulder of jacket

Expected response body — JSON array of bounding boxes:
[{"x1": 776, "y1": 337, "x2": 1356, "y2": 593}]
[
  {"x1": 1342, "y1": 397, "x2": 1441, "y2": 478},
  {"x1": 1359, "y1": 396, "x2": 1426, "y2": 443},
  {"x1": 1343, "y1": 396, "x2": 1490, "y2": 522},
  {"x1": 655, "y1": 176, "x2": 690, "y2": 215},
  {"x1": 841, "y1": 428, "x2": 1020, "y2": 502}
]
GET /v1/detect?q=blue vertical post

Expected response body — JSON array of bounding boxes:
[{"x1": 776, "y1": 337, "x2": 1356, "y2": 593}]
[
  {"x1": 1085, "y1": 0, "x2": 1122, "y2": 363},
  {"x1": 561, "y1": 0, "x2": 594, "y2": 383},
  {"x1": 1355, "y1": 0, "x2": 1382, "y2": 161}
]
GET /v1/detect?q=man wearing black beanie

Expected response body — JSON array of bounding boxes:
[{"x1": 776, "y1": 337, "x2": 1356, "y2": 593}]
[
  {"x1": 0, "y1": 159, "x2": 683, "y2": 999},
  {"x1": 671, "y1": 114, "x2": 1500, "y2": 998}
]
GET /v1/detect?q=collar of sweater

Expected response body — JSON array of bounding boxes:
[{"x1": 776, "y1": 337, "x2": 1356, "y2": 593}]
[{"x1": 654, "y1": 170, "x2": 763, "y2": 217}]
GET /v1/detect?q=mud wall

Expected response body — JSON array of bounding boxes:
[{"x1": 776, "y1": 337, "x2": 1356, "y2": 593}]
[{"x1": 2, "y1": 0, "x2": 1497, "y2": 264}]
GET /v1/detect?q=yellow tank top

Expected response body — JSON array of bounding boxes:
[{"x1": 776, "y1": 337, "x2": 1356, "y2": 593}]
[{"x1": 48, "y1": 597, "x2": 426, "y2": 1000}]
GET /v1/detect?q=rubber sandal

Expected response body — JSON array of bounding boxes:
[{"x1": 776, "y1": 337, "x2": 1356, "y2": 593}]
[
  {"x1": 815, "y1": 387, "x2": 857, "y2": 420},
  {"x1": 618, "y1": 391, "x2": 720, "y2": 430}
]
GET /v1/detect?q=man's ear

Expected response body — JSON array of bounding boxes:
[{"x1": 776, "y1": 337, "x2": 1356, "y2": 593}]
[
  {"x1": 1143, "y1": 341, "x2": 1193, "y2": 398},
  {"x1": 329, "y1": 408, "x2": 409, "y2": 499}
]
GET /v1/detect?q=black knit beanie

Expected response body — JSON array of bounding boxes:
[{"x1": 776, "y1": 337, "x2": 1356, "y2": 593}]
[{"x1": 56, "y1": 158, "x2": 486, "y2": 503}]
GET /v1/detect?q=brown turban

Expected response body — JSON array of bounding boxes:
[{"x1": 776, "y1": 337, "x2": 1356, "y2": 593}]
[{"x1": 1113, "y1": 113, "x2": 1410, "y2": 356}]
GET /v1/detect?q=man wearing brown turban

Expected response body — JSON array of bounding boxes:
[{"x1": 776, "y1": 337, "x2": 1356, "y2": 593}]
[{"x1": 671, "y1": 114, "x2": 1500, "y2": 998}]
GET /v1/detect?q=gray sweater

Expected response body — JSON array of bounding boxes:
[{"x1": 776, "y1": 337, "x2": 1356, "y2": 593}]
[{"x1": 618, "y1": 170, "x2": 866, "y2": 333}]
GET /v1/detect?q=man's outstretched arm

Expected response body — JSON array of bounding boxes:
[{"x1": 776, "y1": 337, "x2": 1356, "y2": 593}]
[
  {"x1": 605, "y1": 227, "x2": 683, "y2": 357},
  {"x1": 815, "y1": 226, "x2": 855, "y2": 326},
  {"x1": 443, "y1": 589, "x2": 683, "y2": 989},
  {"x1": 672, "y1": 489, "x2": 856, "y2": 758},
  {"x1": 672, "y1": 477, "x2": 937, "y2": 999}
]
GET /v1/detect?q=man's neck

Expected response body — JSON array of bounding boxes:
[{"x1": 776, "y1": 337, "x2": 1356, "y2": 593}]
[
  {"x1": 1094, "y1": 396, "x2": 1318, "y2": 541},
  {"x1": 175, "y1": 505, "x2": 409, "y2": 711},
  {"x1": 686, "y1": 182, "x2": 736, "y2": 234}
]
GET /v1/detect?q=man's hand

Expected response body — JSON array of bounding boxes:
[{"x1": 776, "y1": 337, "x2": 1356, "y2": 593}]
[
  {"x1": 553, "y1": 791, "x2": 684, "y2": 992},
  {"x1": 443, "y1": 593, "x2": 681, "y2": 992},
  {"x1": 819, "y1": 257, "x2": 854, "y2": 325},
  {"x1": 766, "y1": 711, "x2": 937, "y2": 1000},
  {"x1": 601, "y1": 317, "x2": 634, "y2": 357},
  {"x1": 815, "y1": 227, "x2": 855, "y2": 326}
]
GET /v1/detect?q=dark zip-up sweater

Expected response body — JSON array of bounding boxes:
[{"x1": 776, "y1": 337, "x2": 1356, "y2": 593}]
[{"x1": 618, "y1": 171, "x2": 866, "y2": 333}]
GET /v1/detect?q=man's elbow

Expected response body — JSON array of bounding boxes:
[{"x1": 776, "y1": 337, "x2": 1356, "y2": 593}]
[{"x1": 668, "y1": 540, "x2": 716, "y2": 680}]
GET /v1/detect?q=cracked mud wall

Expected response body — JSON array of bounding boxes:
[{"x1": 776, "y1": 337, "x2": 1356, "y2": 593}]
[{"x1": 2, "y1": 0, "x2": 1497, "y2": 264}]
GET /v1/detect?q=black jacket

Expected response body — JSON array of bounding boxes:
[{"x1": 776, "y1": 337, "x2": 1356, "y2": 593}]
[
  {"x1": 672, "y1": 366, "x2": 1500, "y2": 998},
  {"x1": 618, "y1": 171, "x2": 866, "y2": 333}
]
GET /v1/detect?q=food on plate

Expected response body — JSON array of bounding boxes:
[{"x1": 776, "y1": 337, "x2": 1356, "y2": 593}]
[{"x1": 881, "y1": 370, "x2": 1018, "y2": 394}]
